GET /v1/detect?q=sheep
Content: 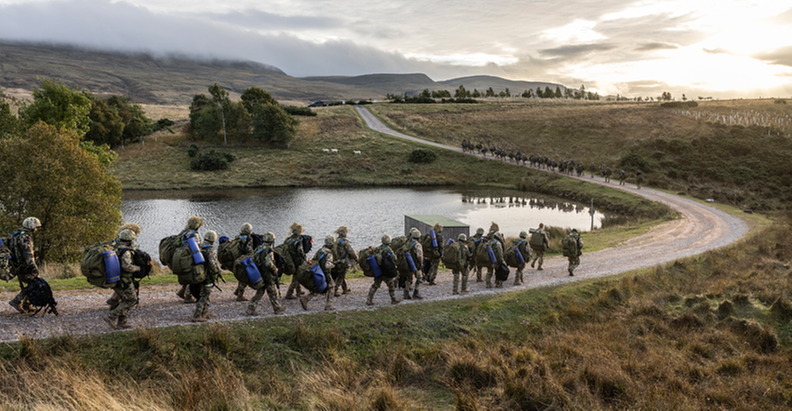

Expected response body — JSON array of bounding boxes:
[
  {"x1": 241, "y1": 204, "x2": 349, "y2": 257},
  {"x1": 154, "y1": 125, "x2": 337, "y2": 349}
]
[
  {"x1": 353, "y1": 150, "x2": 361, "y2": 155},
  {"x1": 322, "y1": 148, "x2": 330, "y2": 153},
  {"x1": 331, "y1": 149, "x2": 338, "y2": 154}
]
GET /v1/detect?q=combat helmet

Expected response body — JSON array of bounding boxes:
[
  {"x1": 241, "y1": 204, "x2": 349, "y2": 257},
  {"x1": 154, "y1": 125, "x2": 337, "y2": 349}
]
[
  {"x1": 409, "y1": 227, "x2": 421, "y2": 239},
  {"x1": 186, "y1": 215, "x2": 204, "y2": 231},
  {"x1": 240, "y1": 223, "x2": 253, "y2": 235},
  {"x1": 457, "y1": 233, "x2": 467, "y2": 241},
  {"x1": 381, "y1": 235, "x2": 391, "y2": 245},
  {"x1": 519, "y1": 231, "x2": 528, "y2": 239},
  {"x1": 204, "y1": 230, "x2": 218, "y2": 243},
  {"x1": 290, "y1": 222, "x2": 304, "y2": 235},
  {"x1": 324, "y1": 236, "x2": 336, "y2": 247},
  {"x1": 476, "y1": 227, "x2": 484, "y2": 235},
  {"x1": 118, "y1": 229, "x2": 136, "y2": 242},
  {"x1": 262, "y1": 232, "x2": 276, "y2": 244},
  {"x1": 118, "y1": 223, "x2": 141, "y2": 236},
  {"x1": 22, "y1": 217, "x2": 41, "y2": 230}
]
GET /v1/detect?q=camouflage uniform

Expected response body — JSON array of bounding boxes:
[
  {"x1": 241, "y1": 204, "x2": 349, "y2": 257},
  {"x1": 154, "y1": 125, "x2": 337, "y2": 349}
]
[
  {"x1": 193, "y1": 232, "x2": 221, "y2": 322},
  {"x1": 484, "y1": 233, "x2": 505, "y2": 288},
  {"x1": 247, "y1": 233, "x2": 284, "y2": 316},
  {"x1": 452, "y1": 233, "x2": 472, "y2": 294},
  {"x1": 422, "y1": 223, "x2": 444, "y2": 285},
  {"x1": 105, "y1": 234, "x2": 140, "y2": 330},
  {"x1": 366, "y1": 236, "x2": 401, "y2": 306},
  {"x1": 468, "y1": 228, "x2": 485, "y2": 282},
  {"x1": 232, "y1": 224, "x2": 256, "y2": 302},
  {"x1": 636, "y1": 172, "x2": 644, "y2": 189},
  {"x1": 567, "y1": 230, "x2": 584, "y2": 276},
  {"x1": 512, "y1": 232, "x2": 531, "y2": 285},
  {"x1": 8, "y1": 221, "x2": 39, "y2": 314},
  {"x1": 530, "y1": 225, "x2": 550, "y2": 271},
  {"x1": 176, "y1": 216, "x2": 204, "y2": 304},
  {"x1": 300, "y1": 238, "x2": 336, "y2": 311},
  {"x1": 284, "y1": 223, "x2": 307, "y2": 299},
  {"x1": 331, "y1": 226, "x2": 358, "y2": 296},
  {"x1": 402, "y1": 229, "x2": 424, "y2": 300}
]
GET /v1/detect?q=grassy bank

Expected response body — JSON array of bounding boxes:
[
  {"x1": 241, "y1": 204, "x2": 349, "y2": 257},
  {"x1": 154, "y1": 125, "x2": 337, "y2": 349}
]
[
  {"x1": 1, "y1": 216, "x2": 788, "y2": 410},
  {"x1": 371, "y1": 99, "x2": 792, "y2": 210}
]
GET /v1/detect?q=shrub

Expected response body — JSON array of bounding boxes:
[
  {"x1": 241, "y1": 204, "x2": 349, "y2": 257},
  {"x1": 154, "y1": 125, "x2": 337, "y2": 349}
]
[
  {"x1": 408, "y1": 149, "x2": 438, "y2": 164},
  {"x1": 190, "y1": 150, "x2": 229, "y2": 171},
  {"x1": 187, "y1": 143, "x2": 199, "y2": 158},
  {"x1": 619, "y1": 152, "x2": 651, "y2": 172},
  {"x1": 283, "y1": 106, "x2": 317, "y2": 117},
  {"x1": 660, "y1": 101, "x2": 698, "y2": 108}
]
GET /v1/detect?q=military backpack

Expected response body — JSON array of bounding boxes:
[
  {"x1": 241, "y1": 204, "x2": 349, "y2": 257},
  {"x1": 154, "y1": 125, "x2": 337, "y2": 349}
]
[
  {"x1": 529, "y1": 231, "x2": 547, "y2": 251},
  {"x1": 504, "y1": 241, "x2": 527, "y2": 268},
  {"x1": 22, "y1": 277, "x2": 58, "y2": 315},
  {"x1": 81, "y1": 241, "x2": 120, "y2": 289},
  {"x1": 561, "y1": 235, "x2": 578, "y2": 257},
  {"x1": 218, "y1": 235, "x2": 250, "y2": 271},
  {"x1": 357, "y1": 246, "x2": 378, "y2": 277},
  {"x1": 442, "y1": 241, "x2": 465, "y2": 271}
]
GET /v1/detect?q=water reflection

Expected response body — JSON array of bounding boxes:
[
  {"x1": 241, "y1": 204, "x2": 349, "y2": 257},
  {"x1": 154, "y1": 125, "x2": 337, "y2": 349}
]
[{"x1": 122, "y1": 187, "x2": 609, "y2": 261}]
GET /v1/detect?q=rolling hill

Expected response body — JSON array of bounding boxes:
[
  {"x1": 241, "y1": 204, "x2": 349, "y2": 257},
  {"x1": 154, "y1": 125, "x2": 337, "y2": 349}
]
[{"x1": 0, "y1": 41, "x2": 564, "y2": 105}]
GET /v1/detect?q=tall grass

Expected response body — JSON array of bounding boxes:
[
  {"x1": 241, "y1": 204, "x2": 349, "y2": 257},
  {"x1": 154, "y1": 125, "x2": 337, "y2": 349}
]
[{"x1": 2, "y1": 218, "x2": 790, "y2": 409}]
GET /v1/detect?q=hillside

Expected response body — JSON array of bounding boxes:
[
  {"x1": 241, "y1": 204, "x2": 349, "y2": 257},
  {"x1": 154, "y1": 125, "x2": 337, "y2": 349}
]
[{"x1": 0, "y1": 41, "x2": 565, "y2": 105}]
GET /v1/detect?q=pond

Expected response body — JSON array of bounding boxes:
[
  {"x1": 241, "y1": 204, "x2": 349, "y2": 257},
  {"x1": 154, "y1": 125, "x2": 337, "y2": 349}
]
[{"x1": 121, "y1": 187, "x2": 610, "y2": 260}]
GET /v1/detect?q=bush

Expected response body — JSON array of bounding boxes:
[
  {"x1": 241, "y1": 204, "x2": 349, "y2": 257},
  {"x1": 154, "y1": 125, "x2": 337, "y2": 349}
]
[
  {"x1": 187, "y1": 143, "x2": 199, "y2": 158},
  {"x1": 660, "y1": 101, "x2": 698, "y2": 108},
  {"x1": 283, "y1": 106, "x2": 317, "y2": 117},
  {"x1": 408, "y1": 149, "x2": 438, "y2": 164},
  {"x1": 190, "y1": 150, "x2": 229, "y2": 171},
  {"x1": 619, "y1": 153, "x2": 651, "y2": 172}
]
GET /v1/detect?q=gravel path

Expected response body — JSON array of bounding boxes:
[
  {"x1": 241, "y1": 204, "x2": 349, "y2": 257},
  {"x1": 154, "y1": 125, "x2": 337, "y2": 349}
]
[{"x1": 0, "y1": 109, "x2": 750, "y2": 342}]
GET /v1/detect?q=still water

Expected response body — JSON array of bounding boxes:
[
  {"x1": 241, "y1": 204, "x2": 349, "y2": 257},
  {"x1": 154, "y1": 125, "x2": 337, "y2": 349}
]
[{"x1": 121, "y1": 187, "x2": 609, "y2": 260}]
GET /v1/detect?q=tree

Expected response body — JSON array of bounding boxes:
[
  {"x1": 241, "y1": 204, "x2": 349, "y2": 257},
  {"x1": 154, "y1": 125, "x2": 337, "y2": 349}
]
[
  {"x1": 0, "y1": 100, "x2": 18, "y2": 138},
  {"x1": 251, "y1": 103, "x2": 299, "y2": 146},
  {"x1": 0, "y1": 123, "x2": 122, "y2": 262},
  {"x1": 536, "y1": 87, "x2": 543, "y2": 98},
  {"x1": 19, "y1": 79, "x2": 92, "y2": 137},
  {"x1": 240, "y1": 87, "x2": 276, "y2": 113},
  {"x1": 454, "y1": 85, "x2": 470, "y2": 98},
  {"x1": 544, "y1": 86, "x2": 553, "y2": 98},
  {"x1": 555, "y1": 86, "x2": 562, "y2": 98},
  {"x1": 84, "y1": 97, "x2": 124, "y2": 147},
  {"x1": 107, "y1": 95, "x2": 152, "y2": 144}
]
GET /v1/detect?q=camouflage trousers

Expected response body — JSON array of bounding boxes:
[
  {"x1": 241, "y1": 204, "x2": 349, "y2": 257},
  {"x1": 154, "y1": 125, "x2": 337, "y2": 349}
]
[
  {"x1": 531, "y1": 249, "x2": 545, "y2": 269},
  {"x1": 568, "y1": 256, "x2": 581, "y2": 275},
  {"x1": 514, "y1": 265, "x2": 525, "y2": 285},
  {"x1": 425, "y1": 258, "x2": 440, "y2": 284},
  {"x1": 194, "y1": 284, "x2": 211, "y2": 319},
  {"x1": 109, "y1": 280, "x2": 138, "y2": 321},
  {"x1": 10, "y1": 276, "x2": 30, "y2": 306},
  {"x1": 332, "y1": 268, "x2": 349, "y2": 296},
  {"x1": 452, "y1": 266, "x2": 469, "y2": 294},
  {"x1": 403, "y1": 270, "x2": 422, "y2": 293},
  {"x1": 484, "y1": 266, "x2": 503, "y2": 288},
  {"x1": 303, "y1": 278, "x2": 335, "y2": 309},
  {"x1": 368, "y1": 276, "x2": 398, "y2": 303},
  {"x1": 475, "y1": 265, "x2": 483, "y2": 282},
  {"x1": 249, "y1": 283, "x2": 282, "y2": 313}
]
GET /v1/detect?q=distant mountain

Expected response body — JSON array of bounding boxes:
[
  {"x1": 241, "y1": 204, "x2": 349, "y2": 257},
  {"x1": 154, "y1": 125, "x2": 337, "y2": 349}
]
[{"x1": 0, "y1": 41, "x2": 566, "y2": 105}]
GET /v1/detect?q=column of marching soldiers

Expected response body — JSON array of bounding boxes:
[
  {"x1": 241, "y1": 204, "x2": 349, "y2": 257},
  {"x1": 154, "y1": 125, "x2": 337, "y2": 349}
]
[
  {"x1": 460, "y1": 140, "x2": 645, "y2": 188},
  {"x1": 1, "y1": 215, "x2": 584, "y2": 331}
]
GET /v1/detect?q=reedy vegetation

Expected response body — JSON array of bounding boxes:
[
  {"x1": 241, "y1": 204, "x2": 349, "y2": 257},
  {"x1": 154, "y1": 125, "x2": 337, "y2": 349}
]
[{"x1": 1, "y1": 215, "x2": 789, "y2": 410}]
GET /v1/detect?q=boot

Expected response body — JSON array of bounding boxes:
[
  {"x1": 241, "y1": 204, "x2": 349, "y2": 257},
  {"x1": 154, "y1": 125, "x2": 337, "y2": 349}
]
[
  {"x1": 453, "y1": 289, "x2": 459, "y2": 295},
  {"x1": 366, "y1": 289, "x2": 375, "y2": 306},
  {"x1": 236, "y1": 293, "x2": 248, "y2": 302},
  {"x1": 117, "y1": 316, "x2": 132, "y2": 330},
  {"x1": 334, "y1": 288, "x2": 342, "y2": 297},
  {"x1": 403, "y1": 288, "x2": 412, "y2": 300},
  {"x1": 246, "y1": 305, "x2": 257, "y2": 316},
  {"x1": 285, "y1": 281, "x2": 299, "y2": 300},
  {"x1": 184, "y1": 295, "x2": 197, "y2": 304},
  {"x1": 192, "y1": 314, "x2": 208, "y2": 323},
  {"x1": 299, "y1": 295, "x2": 312, "y2": 311},
  {"x1": 412, "y1": 289, "x2": 423, "y2": 299},
  {"x1": 274, "y1": 306, "x2": 286, "y2": 315},
  {"x1": 514, "y1": 271, "x2": 522, "y2": 286},
  {"x1": 103, "y1": 313, "x2": 117, "y2": 330},
  {"x1": 569, "y1": 268, "x2": 574, "y2": 276},
  {"x1": 9, "y1": 300, "x2": 26, "y2": 314},
  {"x1": 324, "y1": 303, "x2": 336, "y2": 311},
  {"x1": 495, "y1": 281, "x2": 503, "y2": 288},
  {"x1": 530, "y1": 261, "x2": 535, "y2": 268},
  {"x1": 106, "y1": 297, "x2": 120, "y2": 311},
  {"x1": 391, "y1": 296, "x2": 401, "y2": 305},
  {"x1": 176, "y1": 287, "x2": 186, "y2": 299}
]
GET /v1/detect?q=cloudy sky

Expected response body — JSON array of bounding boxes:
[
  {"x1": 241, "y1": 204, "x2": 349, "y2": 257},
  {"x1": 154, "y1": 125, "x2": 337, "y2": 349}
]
[{"x1": 1, "y1": 0, "x2": 791, "y2": 98}]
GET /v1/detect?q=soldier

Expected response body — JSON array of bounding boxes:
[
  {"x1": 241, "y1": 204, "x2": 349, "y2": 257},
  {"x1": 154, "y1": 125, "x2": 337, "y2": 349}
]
[
  {"x1": 284, "y1": 222, "x2": 308, "y2": 300},
  {"x1": 192, "y1": 230, "x2": 221, "y2": 322},
  {"x1": 402, "y1": 228, "x2": 424, "y2": 300},
  {"x1": 366, "y1": 235, "x2": 401, "y2": 306},
  {"x1": 452, "y1": 233, "x2": 472, "y2": 295},
  {"x1": 246, "y1": 232, "x2": 285, "y2": 316},
  {"x1": 106, "y1": 223, "x2": 142, "y2": 310},
  {"x1": 232, "y1": 222, "x2": 256, "y2": 302},
  {"x1": 175, "y1": 215, "x2": 204, "y2": 304},
  {"x1": 565, "y1": 229, "x2": 584, "y2": 276},
  {"x1": 7, "y1": 217, "x2": 42, "y2": 314},
  {"x1": 529, "y1": 223, "x2": 550, "y2": 271},
  {"x1": 484, "y1": 232, "x2": 505, "y2": 289},
  {"x1": 331, "y1": 226, "x2": 358, "y2": 296},
  {"x1": 636, "y1": 172, "x2": 644, "y2": 189},
  {"x1": 468, "y1": 227, "x2": 485, "y2": 282},
  {"x1": 103, "y1": 229, "x2": 141, "y2": 329},
  {"x1": 619, "y1": 170, "x2": 627, "y2": 185},
  {"x1": 512, "y1": 231, "x2": 532, "y2": 285},
  {"x1": 421, "y1": 222, "x2": 444, "y2": 285},
  {"x1": 300, "y1": 236, "x2": 337, "y2": 311}
]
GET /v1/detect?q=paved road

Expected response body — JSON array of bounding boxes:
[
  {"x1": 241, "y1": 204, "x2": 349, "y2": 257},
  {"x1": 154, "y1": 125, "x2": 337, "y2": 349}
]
[{"x1": 0, "y1": 108, "x2": 750, "y2": 342}]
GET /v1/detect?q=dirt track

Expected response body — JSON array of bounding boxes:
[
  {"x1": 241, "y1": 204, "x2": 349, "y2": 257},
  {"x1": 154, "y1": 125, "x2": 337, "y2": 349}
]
[{"x1": 0, "y1": 108, "x2": 749, "y2": 342}]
